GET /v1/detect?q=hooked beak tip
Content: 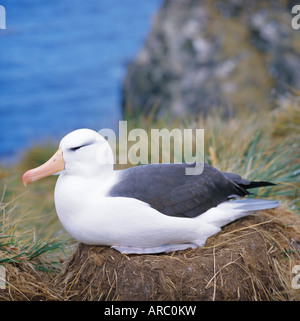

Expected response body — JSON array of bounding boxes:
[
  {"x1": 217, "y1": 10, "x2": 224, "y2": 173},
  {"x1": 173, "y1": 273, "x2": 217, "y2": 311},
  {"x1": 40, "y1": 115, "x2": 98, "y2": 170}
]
[
  {"x1": 21, "y1": 148, "x2": 64, "y2": 187},
  {"x1": 22, "y1": 171, "x2": 31, "y2": 187}
]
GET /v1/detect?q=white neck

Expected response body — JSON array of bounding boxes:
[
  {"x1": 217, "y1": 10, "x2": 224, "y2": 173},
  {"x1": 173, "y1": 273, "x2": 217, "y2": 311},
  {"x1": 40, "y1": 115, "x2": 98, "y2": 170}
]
[{"x1": 54, "y1": 164, "x2": 116, "y2": 223}]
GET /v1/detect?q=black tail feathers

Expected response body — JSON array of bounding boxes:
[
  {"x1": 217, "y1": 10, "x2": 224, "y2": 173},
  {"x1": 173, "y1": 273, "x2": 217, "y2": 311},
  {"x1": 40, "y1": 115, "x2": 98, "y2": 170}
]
[{"x1": 242, "y1": 181, "x2": 276, "y2": 190}]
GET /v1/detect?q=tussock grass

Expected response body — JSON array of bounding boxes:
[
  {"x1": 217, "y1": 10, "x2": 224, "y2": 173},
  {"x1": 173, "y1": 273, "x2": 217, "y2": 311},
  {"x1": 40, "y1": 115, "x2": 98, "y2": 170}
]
[
  {"x1": 0, "y1": 187, "x2": 72, "y2": 300},
  {"x1": 0, "y1": 187, "x2": 71, "y2": 268}
]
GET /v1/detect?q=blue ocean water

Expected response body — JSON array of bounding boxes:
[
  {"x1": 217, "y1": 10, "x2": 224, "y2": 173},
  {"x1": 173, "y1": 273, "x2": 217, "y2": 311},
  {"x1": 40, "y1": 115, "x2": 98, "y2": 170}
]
[{"x1": 0, "y1": 0, "x2": 161, "y2": 162}]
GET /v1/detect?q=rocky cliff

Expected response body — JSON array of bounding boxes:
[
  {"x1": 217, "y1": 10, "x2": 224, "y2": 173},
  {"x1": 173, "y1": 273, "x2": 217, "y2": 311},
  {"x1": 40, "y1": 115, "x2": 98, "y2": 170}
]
[{"x1": 122, "y1": 0, "x2": 300, "y2": 118}]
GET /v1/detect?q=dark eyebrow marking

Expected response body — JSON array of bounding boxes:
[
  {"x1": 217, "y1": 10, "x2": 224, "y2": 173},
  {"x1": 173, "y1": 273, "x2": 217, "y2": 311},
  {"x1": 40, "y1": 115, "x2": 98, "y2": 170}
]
[{"x1": 70, "y1": 142, "x2": 94, "y2": 151}]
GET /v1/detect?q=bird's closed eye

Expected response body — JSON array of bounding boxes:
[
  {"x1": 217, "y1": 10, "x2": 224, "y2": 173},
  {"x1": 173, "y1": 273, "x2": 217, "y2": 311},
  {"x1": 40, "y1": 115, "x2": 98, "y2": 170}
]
[
  {"x1": 70, "y1": 146, "x2": 82, "y2": 151},
  {"x1": 69, "y1": 142, "x2": 93, "y2": 151}
]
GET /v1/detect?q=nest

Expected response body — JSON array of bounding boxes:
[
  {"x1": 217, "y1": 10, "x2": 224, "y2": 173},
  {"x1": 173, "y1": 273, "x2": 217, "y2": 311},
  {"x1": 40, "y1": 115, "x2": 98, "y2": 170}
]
[
  {"x1": 57, "y1": 207, "x2": 300, "y2": 301},
  {"x1": 1, "y1": 207, "x2": 299, "y2": 301}
]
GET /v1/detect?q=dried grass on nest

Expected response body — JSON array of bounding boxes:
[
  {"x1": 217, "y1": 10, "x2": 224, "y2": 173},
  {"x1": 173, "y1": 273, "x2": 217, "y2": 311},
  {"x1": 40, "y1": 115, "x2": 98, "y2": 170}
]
[
  {"x1": 57, "y1": 207, "x2": 300, "y2": 301},
  {"x1": 0, "y1": 260, "x2": 62, "y2": 301}
]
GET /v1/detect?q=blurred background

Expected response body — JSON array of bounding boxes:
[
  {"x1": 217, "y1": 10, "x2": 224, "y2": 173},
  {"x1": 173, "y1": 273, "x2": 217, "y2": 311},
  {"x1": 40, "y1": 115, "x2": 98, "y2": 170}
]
[
  {"x1": 1, "y1": 0, "x2": 300, "y2": 166},
  {"x1": 0, "y1": 0, "x2": 161, "y2": 163}
]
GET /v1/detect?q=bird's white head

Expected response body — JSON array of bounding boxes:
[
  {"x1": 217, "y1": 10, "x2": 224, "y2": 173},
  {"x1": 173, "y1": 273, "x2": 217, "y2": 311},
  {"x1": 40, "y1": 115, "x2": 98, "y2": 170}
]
[{"x1": 22, "y1": 129, "x2": 114, "y2": 186}]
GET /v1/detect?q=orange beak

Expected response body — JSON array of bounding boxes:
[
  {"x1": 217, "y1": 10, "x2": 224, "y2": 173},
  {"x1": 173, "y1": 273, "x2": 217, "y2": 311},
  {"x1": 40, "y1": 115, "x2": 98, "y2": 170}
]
[{"x1": 22, "y1": 149, "x2": 65, "y2": 186}]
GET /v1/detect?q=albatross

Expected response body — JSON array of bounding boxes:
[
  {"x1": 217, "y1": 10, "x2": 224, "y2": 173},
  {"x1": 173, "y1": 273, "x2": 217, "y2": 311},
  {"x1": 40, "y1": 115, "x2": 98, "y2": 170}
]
[{"x1": 22, "y1": 128, "x2": 279, "y2": 254}]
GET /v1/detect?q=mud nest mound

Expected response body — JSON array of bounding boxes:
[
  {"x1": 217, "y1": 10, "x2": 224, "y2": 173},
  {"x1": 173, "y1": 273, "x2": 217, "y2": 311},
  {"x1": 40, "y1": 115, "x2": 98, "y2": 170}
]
[{"x1": 57, "y1": 207, "x2": 300, "y2": 301}]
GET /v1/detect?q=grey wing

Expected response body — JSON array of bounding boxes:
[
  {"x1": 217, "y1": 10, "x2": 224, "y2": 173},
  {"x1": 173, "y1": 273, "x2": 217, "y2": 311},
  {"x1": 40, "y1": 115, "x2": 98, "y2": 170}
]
[{"x1": 107, "y1": 163, "x2": 249, "y2": 218}]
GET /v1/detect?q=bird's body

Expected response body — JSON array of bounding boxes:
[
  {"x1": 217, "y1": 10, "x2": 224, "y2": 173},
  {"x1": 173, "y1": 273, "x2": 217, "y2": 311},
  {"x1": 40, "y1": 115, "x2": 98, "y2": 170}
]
[
  {"x1": 54, "y1": 165, "x2": 219, "y2": 253},
  {"x1": 22, "y1": 129, "x2": 279, "y2": 254}
]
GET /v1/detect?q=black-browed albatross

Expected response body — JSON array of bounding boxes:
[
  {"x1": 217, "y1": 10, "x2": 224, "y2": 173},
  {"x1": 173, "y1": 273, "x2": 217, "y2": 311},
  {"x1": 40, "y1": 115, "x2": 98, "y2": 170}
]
[{"x1": 22, "y1": 128, "x2": 279, "y2": 254}]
